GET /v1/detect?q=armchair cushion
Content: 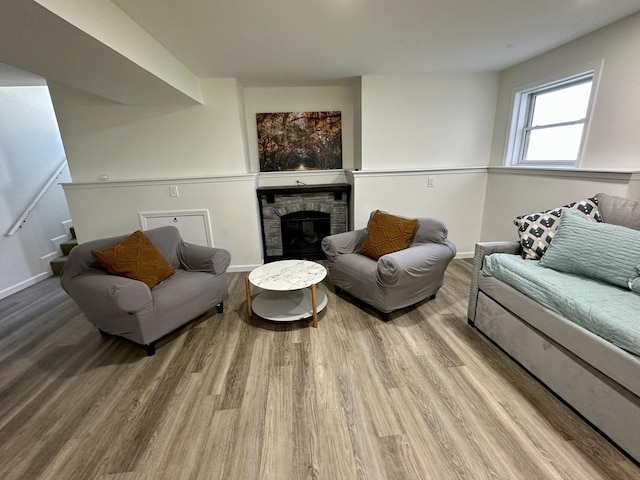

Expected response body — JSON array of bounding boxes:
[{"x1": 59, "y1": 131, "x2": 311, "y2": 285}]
[
  {"x1": 179, "y1": 242, "x2": 231, "y2": 274},
  {"x1": 91, "y1": 230, "x2": 175, "y2": 289},
  {"x1": 357, "y1": 210, "x2": 419, "y2": 260},
  {"x1": 377, "y1": 243, "x2": 451, "y2": 284},
  {"x1": 321, "y1": 229, "x2": 367, "y2": 260}
]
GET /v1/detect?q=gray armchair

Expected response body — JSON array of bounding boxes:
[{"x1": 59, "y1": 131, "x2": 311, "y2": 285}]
[
  {"x1": 61, "y1": 226, "x2": 231, "y2": 355},
  {"x1": 321, "y1": 215, "x2": 456, "y2": 316}
]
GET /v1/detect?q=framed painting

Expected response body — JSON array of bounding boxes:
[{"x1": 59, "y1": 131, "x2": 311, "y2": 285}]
[{"x1": 257, "y1": 111, "x2": 342, "y2": 172}]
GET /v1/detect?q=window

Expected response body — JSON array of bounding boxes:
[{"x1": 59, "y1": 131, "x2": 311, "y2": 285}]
[{"x1": 506, "y1": 70, "x2": 597, "y2": 168}]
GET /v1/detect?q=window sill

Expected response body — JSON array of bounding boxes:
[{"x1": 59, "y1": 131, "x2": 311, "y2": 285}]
[{"x1": 489, "y1": 166, "x2": 640, "y2": 181}]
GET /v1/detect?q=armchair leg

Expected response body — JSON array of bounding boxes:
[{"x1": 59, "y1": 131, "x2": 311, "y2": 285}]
[
  {"x1": 430, "y1": 294, "x2": 437, "y2": 300},
  {"x1": 216, "y1": 302, "x2": 224, "y2": 313},
  {"x1": 143, "y1": 343, "x2": 156, "y2": 356},
  {"x1": 335, "y1": 286, "x2": 342, "y2": 295},
  {"x1": 98, "y1": 328, "x2": 108, "y2": 337}
]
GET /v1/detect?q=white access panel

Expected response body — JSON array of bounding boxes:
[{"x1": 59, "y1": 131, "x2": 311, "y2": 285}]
[{"x1": 139, "y1": 209, "x2": 213, "y2": 246}]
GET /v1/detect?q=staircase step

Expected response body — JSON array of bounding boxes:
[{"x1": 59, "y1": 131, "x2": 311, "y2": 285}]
[
  {"x1": 60, "y1": 239, "x2": 78, "y2": 256},
  {"x1": 50, "y1": 256, "x2": 68, "y2": 276}
]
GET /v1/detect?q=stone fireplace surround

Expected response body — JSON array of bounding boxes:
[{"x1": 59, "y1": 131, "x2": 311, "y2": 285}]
[{"x1": 257, "y1": 184, "x2": 351, "y2": 262}]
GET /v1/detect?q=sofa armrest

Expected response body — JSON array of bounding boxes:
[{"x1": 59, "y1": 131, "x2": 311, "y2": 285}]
[
  {"x1": 63, "y1": 273, "x2": 153, "y2": 315},
  {"x1": 377, "y1": 240, "x2": 457, "y2": 284},
  {"x1": 467, "y1": 241, "x2": 521, "y2": 324},
  {"x1": 179, "y1": 243, "x2": 231, "y2": 274},
  {"x1": 321, "y1": 229, "x2": 367, "y2": 260}
]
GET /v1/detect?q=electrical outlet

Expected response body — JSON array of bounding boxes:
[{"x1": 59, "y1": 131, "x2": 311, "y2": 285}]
[
  {"x1": 170, "y1": 185, "x2": 179, "y2": 197},
  {"x1": 428, "y1": 176, "x2": 435, "y2": 188}
]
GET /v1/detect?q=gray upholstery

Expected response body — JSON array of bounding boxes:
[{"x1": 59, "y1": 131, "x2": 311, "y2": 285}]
[
  {"x1": 468, "y1": 240, "x2": 640, "y2": 461},
  {"x1": 467, "y1": 240, "x2": 521, "y2": 323},
  {"x1": 321, "y1": 215, "x2": 456, "y2": 314},
  {"x1": 61, "y1": 226, "x2": 231, "y2": 354},
  {"x1": 474, "y1": 290, "x2": 640, "y2": 461},
  {"x1": 596, "y1": 192, "x2": 640, "y2": 230}
]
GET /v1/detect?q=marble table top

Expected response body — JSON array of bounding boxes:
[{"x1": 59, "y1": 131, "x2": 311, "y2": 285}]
[{"x1": 249, "y1": 260, "x2": 327, "y2": 291}]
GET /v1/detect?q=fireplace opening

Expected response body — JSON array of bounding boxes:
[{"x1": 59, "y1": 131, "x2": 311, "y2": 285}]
[{"x1": 281, "y1": 211, "x2": 330, "y2": 259}]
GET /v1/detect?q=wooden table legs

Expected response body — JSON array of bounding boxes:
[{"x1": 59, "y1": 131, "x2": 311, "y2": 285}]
[
  {"x1": 246, "y1": 275, "x2": 320, "y2": 328},
  {"x1": 244, "y1": 275, "x2": 252, "y2": 318},
  {"x1": 310, "y1": 283, "x2": 318, "y2": 328}
]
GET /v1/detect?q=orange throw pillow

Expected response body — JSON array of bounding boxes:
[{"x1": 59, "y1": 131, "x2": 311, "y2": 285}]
[
  {"x1": 358, "y1": 210, "x2": 419, "y2": 260},
  {"x1": 92, "y1": 230, "x2": 175, "y2": 289}
]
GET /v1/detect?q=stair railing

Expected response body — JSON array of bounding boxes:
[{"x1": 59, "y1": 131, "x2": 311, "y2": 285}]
[{"x1": 6, "y1": 158, "x2": 68, "y2": 236}]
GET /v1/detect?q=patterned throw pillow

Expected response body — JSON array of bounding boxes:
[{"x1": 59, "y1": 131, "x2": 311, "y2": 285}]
[
  {"x1": 92, "y1": 230, "x2": 175, "y2": 289},
  {"x1": 358, "y1": 210, "x2": 419, "y2": 260},
  {"x1": 514, "y1": 196, "x2": 602, "y2": 260}
]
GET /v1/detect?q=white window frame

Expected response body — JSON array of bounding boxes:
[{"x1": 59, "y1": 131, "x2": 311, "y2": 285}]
[{"x1": 504, "y1": 62, "x2": 602, "y2": 168}]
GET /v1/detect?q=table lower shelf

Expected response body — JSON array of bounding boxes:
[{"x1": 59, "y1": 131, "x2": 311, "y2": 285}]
[{"x1": 251, "y1": 288, "x2": 327, "y2": 322}]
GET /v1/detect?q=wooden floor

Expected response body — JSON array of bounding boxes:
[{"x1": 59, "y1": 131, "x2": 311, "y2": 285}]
[{"x1": 1, "y1": 260, "x2": 638, "y2": 480}]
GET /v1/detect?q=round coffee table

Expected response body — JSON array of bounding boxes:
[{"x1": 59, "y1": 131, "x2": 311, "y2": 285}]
[{"x1": 244, "y1": 260, "x2": 327, "y2": 328}]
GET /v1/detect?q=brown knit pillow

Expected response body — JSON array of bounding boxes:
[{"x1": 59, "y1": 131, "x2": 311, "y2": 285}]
[
  {"x1": 92, "y1": 230, "x2": 175, "y2": 289},
  {"x1": 358, "y1": 210, "x2": 419, "y2": 260}
]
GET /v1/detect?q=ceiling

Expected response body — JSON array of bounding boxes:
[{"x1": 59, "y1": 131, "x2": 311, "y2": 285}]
[
  {"x1": 1, "y1": 1, "x2": 639, "y2": 99},
  {"x1": 111, "y1": 0, "x2": 640, "y2": 86}
]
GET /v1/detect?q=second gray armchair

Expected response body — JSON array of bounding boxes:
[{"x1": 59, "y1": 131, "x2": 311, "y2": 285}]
[{"x1": 321, "y1": 212, "x2": 456, "y2": 316}]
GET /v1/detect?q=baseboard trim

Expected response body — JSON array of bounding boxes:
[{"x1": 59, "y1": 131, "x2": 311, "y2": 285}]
[
  {"x1": 0, "y1": 271, "x2": 52, "y2": 301},
  {"x1": 228, "y1": 264, "x2": 261, "y2": 273},
  {"x1": 455, "y1": 251, "x2": 474, "y2": 259}
]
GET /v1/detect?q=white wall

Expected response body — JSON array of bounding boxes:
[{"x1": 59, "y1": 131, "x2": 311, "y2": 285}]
[
  {"x1": 243, "y1": 86, "x2": 356, "y2": 175},
  {"x1": 50, "y1": 78, "x2": 267, "y2": 269},
  {"x1": 482, "y1": 13, "x2": 640, "y2": 242},
  {"x1": 481, "y1": 169, "x2": 633, "y2": 242},
  {"x1": 0, "y1": 87, "x2": 66, "y2": 215},
  {"x1": 63, "y1": 176, "x2": 262, "y2": 270},
  {"x1": 49, "y1": 78, "x2": 248, "y2": 183},
  {"x1": 350, "y1": 169, "x2": 487, "y2": 256},
  {"x1": 351, "y1": 73, "x2": 499, "y2": 256},
  {"x1": 0, "y1": 85, "x2": 71, "y2": 299},
  {"x1": 360, "y1": 73, "x2": 499, "y2": 170},
  {"x1": 353, "y1": 79, "x2": 362, "y2": 170},
  {"x1": 490, "y1": 13, "x2": 640, "y2": 169},
  {"x1": 49, "y1": 14, "x2": 640, "y2": 271}
]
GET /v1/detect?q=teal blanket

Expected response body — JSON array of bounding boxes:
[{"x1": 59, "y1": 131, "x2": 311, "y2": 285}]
[{"x1": 482, "y1": 254, "x2": 640, "y2": 357}]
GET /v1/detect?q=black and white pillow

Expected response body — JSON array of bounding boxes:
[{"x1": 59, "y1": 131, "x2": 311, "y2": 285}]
[{"x1": 514, "y1": 196, "x2": 602, "y2": 260}]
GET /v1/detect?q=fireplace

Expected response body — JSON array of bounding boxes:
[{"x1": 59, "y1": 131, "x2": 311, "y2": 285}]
[
  {"x1": 281, "y1": 211, "x2": 330, "y2": 259},
  {"x1": 257, "y1": 184, "x2": 351, "y2": 262}
]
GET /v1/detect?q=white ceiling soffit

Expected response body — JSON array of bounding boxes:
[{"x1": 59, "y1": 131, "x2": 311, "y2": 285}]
[
  {"x1": 0, "y1": 0, "x2": 201, "y2": 105},
  {"x1": 114, "y1": 0, "x2": 640, "y2": 86}
]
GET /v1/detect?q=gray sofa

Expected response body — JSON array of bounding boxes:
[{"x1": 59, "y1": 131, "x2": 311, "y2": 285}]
[
  {"x1": 322, "y1": 216, "x2": 456, "y2": 315},
  {"x1": 61, "y1": 226, "x2": 231, "y2": 355},
  {"x1": 467, "y1": 193, "x2": 640, "y2": 462}
]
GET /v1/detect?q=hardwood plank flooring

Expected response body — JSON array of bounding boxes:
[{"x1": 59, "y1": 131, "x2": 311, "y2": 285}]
[{"x1": 0, "y1": 260, "x2": 638, "y2": 479}]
